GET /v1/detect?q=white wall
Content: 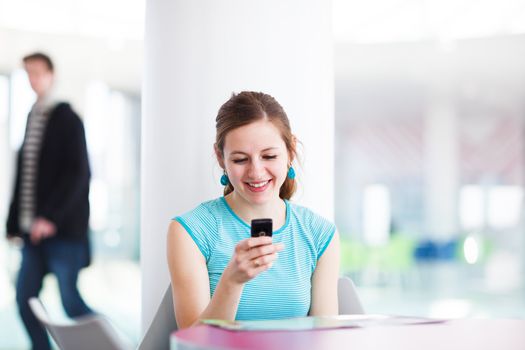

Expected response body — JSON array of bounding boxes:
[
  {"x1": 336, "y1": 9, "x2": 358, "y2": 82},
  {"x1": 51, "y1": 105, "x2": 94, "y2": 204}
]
[
  {"x1": 0, "y1": 28, "x2": 143, "y2": 113},
  {"x1": 141, "y1": 0, "x2": 334, "y2": 332},
  {"x1": 334, "y1": 35, "x2": 525, "y2": 237},
  {"x1": 0, "y1": 28, "x2": 143, "y2": 231}
]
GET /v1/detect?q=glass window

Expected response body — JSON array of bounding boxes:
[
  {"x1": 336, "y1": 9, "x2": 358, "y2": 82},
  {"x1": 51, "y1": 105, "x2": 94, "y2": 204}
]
[{"x1": 335, "y1": 33, "x2": 525, "y2": 318}]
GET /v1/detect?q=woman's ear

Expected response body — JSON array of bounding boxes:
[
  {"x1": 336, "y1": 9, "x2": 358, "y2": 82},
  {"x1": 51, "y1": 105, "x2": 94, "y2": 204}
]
[
  {"x1": 289, "y1": 135, "x2": 298, "y2": 164},
  {"x1": 214, "y1": 144, "x2": 225, "y2": 169}
]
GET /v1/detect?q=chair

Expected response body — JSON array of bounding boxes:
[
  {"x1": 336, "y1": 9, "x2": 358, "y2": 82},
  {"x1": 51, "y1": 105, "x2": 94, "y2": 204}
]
[
  {"x1": 338, "y1": 276, "x2": 365, "y2": 315},
  {"x1": 139, "y1": 278, "x2": 364, "y2": 350},
  {"x1": 30, "y1": 277, "x2": 361, "y2": 350},
  {"x1": 28, "y1": 298, "x2": 133, "y2": 350},
  {"x1": 137, "y1": 284, "x2": 177, "y2": 350}
]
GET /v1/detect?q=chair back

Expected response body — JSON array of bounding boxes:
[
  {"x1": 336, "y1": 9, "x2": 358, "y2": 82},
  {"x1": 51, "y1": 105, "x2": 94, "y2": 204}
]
[
  {"x1": 138, "y1": 278, "x2": 362, "y2": 350},
  {"x1": 28, "y1": 298, "x2": 132, "y2": 350},
  {"x1": 338, "y1": 276, "x2": 365, "y2": 315},
  {"x1": 137, "y1": 285, "x2": 177, "y2": 350}
]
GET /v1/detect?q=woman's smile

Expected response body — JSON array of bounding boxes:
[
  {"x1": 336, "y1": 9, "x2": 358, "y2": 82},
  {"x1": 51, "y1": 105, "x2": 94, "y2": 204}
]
[
  {"x1": 222, "y1": 120, "x2": 289, "y2": 205},
  {"x1": 245, "y1": 179, "x2": 272, "y2": 192}
]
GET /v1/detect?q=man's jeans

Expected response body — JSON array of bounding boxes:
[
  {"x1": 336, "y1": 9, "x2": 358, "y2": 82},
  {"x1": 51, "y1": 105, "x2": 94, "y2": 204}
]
[{"x1": 16, "y1": 236, "x2": 93, "y2": 350}]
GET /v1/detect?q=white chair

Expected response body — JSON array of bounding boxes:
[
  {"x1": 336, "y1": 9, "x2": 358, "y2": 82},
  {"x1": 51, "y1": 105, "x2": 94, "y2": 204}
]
[
  {"x1": 338, "y1": 276, "x2": 365, "y2": 315},
  {"x1": 28, "y1": 297, "x2": 133, "y2": 350},
  {"x1": 30, "y1": 277, "x2": 362, "y2": 350},
  {"x1": 138, "y1": 277, "x2": 364, "y2": 350},
  {"x1": 137, "y1": 285, "x2": 177, "y2": 350}
]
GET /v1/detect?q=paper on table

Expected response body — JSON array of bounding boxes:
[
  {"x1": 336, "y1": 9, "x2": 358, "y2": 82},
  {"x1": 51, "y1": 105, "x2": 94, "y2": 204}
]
[{"x1": 202, "y1": 315, "x2": 447, "y2": 331}]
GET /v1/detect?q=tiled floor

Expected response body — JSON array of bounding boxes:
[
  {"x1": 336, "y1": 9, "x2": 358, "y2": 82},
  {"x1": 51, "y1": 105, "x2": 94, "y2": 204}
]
[
  {"x1": 1, "y1": 240, "x2": 524, "y2": 350},
  {"x1": 0, "y1": 241, "x2": 141, "y2": 350}
]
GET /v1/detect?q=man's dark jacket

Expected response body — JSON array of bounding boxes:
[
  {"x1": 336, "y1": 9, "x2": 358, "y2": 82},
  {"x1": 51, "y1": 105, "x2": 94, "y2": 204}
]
[{"x1": 6, "y1": 102, "x2": 91, "y2": 241}]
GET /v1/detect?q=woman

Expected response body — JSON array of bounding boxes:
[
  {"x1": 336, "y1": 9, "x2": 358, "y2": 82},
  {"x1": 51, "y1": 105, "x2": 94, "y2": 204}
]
[{"x1": 167, "y1": 91, "x2": 340, "y2": 328}]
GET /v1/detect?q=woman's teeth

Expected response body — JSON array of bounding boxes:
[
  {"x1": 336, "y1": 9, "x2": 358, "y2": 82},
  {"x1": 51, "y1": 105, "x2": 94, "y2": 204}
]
[{"x1": 248, "y1": 180, "x2": 269, "y2": 188}]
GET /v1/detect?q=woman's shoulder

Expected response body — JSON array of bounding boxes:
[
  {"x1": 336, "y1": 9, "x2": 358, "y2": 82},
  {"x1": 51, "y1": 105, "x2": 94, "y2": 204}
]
[
  {"x1": 171, "y1": 198, "x2": 224, "y2": 261},
  {"x1": 175, "y1": 197, "x2": 223, "y2": 220},
  {"x1": 288, "y1": 201, "x2": 336, "y2": 257},
  {"x1": 288, "y1": 201, "x2": 334, "y2": 227}
]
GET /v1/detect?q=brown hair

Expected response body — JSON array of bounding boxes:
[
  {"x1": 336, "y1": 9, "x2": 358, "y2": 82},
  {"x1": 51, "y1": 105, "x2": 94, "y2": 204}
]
[
  {"x1": 215, "y1": 91, "x2": 297, "y2": 200},
  {"x1": 23, "y1": 52, "x2": 54, "y2": 72}
]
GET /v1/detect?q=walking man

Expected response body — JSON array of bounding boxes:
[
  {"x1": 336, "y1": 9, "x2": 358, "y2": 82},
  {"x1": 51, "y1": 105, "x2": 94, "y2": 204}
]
[{"x1": 6, "y1": 52, "x2": 93, "y2": 350}]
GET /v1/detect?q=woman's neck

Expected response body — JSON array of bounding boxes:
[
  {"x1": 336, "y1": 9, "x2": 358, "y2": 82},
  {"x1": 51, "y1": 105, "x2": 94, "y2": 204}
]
[{"x1": 225, "y1": 193, "x2": 286, "y2": 229}]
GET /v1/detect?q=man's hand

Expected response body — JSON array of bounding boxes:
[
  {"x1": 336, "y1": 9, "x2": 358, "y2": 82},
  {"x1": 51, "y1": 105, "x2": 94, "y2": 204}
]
[
  {"x1": 7, "y1": 233, "x2": 19, "y2": 241},
  {"x1": 30, "y1": 217, "x2": 57, "y2": 244},
  {"x1": 6, "y1": 233, "x2": 23, "y2": 246}
]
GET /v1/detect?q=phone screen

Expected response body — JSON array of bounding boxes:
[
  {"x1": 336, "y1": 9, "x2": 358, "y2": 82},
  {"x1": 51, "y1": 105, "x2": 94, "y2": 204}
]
[{"x1": 251, "y1": 218, "x2": 273, "y2": 237}]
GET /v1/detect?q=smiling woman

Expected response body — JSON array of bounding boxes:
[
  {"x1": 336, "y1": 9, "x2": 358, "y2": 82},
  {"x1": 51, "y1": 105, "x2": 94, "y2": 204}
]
[
  {"x1": 215, "y1": 92, "x2": 298, "y2": 203},
  {"x1": 166, "y1": 91, "x2": 340, "y2": 329},
  {"x1": 220, "y1": 121, "x2": 290, "y2": 207}
]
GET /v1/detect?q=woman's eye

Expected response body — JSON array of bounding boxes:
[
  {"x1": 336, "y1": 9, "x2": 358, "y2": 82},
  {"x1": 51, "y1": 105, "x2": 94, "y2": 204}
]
[
  {"x1": 232, "y1": 158, "x2": 247, "y2": 164},
  {"x1": 263, "y1": 155, "x2": 277, "y2": 160}
]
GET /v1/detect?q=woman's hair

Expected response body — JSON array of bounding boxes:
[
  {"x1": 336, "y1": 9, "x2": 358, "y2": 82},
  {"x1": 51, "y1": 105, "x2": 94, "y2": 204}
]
[{"x1": 215, "y1": 91, "x2": 297, "y2": 200}]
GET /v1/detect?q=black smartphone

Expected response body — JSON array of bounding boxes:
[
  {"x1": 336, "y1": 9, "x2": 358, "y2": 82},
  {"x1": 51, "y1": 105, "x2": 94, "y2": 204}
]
[{"x1": 251, "y1": 218, "x2": 273, "y2": 237}]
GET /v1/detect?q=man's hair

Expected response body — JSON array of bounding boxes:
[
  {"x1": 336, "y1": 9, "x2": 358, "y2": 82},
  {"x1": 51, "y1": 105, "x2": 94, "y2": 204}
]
[{"x1": 23, "y1": 52, "x2": 54, "y2": 72}]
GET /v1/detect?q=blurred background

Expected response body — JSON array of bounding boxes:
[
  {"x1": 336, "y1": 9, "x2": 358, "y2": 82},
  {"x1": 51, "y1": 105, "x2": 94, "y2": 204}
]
[
  {"x1": 0, "y1": 0, "x2": 144, "y2": 348},
  {"x1": 1, "y1": 0, "x2": 525, "y2": 348},
  {"x1": 333, "y1": 0, "x2": 525, "y2": 321}
]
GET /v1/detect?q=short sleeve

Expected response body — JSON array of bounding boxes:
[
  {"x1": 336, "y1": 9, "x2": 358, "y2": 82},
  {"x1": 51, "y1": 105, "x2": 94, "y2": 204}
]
[
  {"x1": 309, "y1": 212, "x2": 336, "y2": 259},
  {"x1": 174, "y1": 202, "x2": 218, "y2": 261}
]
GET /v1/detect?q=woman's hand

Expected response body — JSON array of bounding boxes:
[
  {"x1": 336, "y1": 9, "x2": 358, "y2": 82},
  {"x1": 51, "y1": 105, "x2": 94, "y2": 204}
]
[{"x1": 224, "y1": 236, "x2": 284, "y2": 285}]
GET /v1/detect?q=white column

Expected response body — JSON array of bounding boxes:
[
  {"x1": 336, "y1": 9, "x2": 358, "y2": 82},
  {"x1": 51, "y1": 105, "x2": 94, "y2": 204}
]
[
  {"x1": 141, "y1": 0, "x2": 334, "y2": 332},
  {"x1": 424, "y1": 92, "x2": 459, "y2": 240},
  {"x1": 0, "y1": 76, "x2": 10, "y2": 220}
]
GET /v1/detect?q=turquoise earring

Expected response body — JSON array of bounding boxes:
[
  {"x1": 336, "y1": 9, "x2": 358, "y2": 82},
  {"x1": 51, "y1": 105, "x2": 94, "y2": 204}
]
[
  {"x1": 287, "y1": 166, "x2": 296, "y2": 180},
  {"x1": 220, "y1": 173, "x2": 230, "y2": 186}
]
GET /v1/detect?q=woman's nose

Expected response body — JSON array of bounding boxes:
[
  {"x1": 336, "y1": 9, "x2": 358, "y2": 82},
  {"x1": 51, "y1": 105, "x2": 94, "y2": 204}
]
[{"x1": 248, "y1": 160, "x2": 264, "y2": 178}]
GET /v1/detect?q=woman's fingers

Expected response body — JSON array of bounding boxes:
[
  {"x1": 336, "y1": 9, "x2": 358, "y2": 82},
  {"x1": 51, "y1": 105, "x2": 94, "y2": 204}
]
[
  {"x1": 228, "y1": 238, "x2": 285, "y2": 283},
  {"x1": 250, "y1": 251, "x2": 278, "y2": 268},
  {"x1": 247, "y1": 242, "x2": 284, "y2": 260},
  {"x1": 244, "y1": 236, "x2": 273, "y2": 249},
  {"x1": 235, "y1": 237, "x2": 284, "y2": 257},
  {"x1": 234, "y1": 236, "x2": 268, "y2": 254}
]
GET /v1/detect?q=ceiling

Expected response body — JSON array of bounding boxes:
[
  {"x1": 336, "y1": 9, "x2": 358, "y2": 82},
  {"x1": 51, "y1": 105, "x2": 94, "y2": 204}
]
[
  {"x1": 1, "y1": 0, "x2": 524, "y2": 93},
  {"x1": 0, "y1": 0, "x2": 144, "y2": 40},
  {"x1": 2, "y1": 0, "x2": 524, "y2": 43},
  {"x1": 333, "y1": 0, "x2": 525, "y2": 43},
  {"x1": 0, "y1": 0, "x2": 144, "y2": 92}
]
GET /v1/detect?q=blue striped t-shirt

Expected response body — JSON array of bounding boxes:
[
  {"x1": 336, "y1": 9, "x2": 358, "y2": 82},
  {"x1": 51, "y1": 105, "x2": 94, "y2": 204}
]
[{"x1": 174, "y1": 197, "x2": 335, "y2": 321}]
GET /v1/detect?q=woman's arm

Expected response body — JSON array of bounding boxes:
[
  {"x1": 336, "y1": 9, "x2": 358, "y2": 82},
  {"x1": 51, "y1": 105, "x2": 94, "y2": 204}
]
[
  {"x1": 167, "y1": 220, "x2": 283, "y2": 328},
  {"x1": 167, "y1": 221, "x2": 212, "y2": 328},
  {"x1": 309, "y1": 231, "x2": 340, "y2": 316}
]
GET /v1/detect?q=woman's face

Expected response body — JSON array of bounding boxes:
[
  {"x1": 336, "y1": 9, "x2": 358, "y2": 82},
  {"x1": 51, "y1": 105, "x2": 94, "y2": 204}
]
[{"x1": 221, "y1": 119, "x2": 289, "y2": 206}]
